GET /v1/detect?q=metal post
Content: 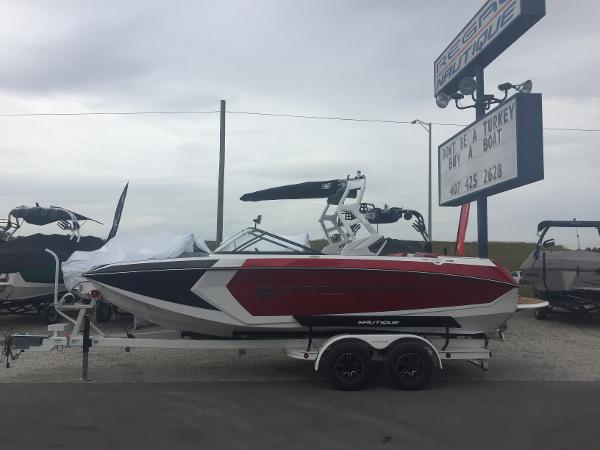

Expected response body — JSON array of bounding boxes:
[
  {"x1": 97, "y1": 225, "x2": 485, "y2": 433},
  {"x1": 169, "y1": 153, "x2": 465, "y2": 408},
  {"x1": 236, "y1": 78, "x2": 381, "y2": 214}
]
[
  {"x1": 475, "y1": 68, "x2": 488, "y2": 258},
  {"x1": 216, "y1": 99, "x2": 226, "y2": 244},
  {"x1": 412, "y1": 119, "x2": 433, "y2": 244},
  {"x1": 427, "y1": 122, "x2": 432, "y2": 243},
  {"x1": 80, "y1": 312, "x2": 91, "y2": 381}
]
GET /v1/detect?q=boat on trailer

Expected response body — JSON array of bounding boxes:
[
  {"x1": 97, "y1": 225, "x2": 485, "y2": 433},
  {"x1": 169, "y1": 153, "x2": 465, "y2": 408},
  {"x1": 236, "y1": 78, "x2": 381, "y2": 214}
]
[
  {"x1": 2, "y1": 174, "x2": 544, "y2": 390},
  {"x1": 0, "y1": 184, "x2": 128, "y2": 323},
  {"x1": 520, "y1": 220, "x2": 600, "y2": 319},
  {"x1": 84, "y1": 173, "x2": 518, "y2": 339},
  {"x1": 0, "y1": 205, "x2": 105, "y2": 323}
]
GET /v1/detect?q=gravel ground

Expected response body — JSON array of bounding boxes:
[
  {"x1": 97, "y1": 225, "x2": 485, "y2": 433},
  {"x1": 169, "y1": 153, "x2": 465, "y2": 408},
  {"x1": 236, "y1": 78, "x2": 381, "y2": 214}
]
[{"x1": 1, "y1": 310, "x2": 599, "y2": 384}]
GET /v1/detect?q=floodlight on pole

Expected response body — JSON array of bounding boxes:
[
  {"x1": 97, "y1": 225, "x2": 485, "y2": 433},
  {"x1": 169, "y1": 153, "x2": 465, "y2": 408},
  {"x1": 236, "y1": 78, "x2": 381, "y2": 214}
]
[
  {"x1": 517, "y1": 79, "x2": 533, "y2": 94},
  {"x1": 498, "y1": 79, "x2": 533, "y2": 96},
  {"x1": 458, "y1": 77, "x2": 477, "y2": 95},
  {"x1": 454, "y1": 79, "x2": 534, "y2": 111},
  {"x1": 435, "y1": 92, "x2": 451, "y2": 109}
]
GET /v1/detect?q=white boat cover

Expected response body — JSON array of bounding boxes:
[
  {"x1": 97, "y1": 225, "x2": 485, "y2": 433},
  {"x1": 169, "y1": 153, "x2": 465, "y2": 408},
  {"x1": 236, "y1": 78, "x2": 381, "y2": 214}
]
[{"x1": 62, "y1": 232, "x2": 206, "y2": 290}]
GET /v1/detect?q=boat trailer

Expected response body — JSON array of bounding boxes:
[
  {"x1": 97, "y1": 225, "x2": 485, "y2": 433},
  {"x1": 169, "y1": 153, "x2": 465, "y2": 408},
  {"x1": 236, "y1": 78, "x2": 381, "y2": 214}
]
[{"x1": 2, "y1": 303, "x2": 496, "y2": 390}]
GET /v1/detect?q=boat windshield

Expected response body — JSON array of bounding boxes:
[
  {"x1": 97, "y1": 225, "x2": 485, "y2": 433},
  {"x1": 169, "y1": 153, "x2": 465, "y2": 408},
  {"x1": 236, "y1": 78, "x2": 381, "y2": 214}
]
[
  {"x1": 214, "y1": 228, "x2": 317, "y2": 254},
  {"x1": 538, "y1": 225, "x2": 600, "y2": 252}
]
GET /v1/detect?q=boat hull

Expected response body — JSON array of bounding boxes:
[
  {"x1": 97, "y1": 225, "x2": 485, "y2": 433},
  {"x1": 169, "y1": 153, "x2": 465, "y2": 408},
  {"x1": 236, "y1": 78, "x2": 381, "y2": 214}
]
[
  {"x1": 0, "y1": 272, "x2": 63, "y2": 303},
  {"x1": 521, "y1": 250, "x2": 600, "y2": 294},
  {"x1": 86, "y1": 255, "x2": 518, "y2": 337}
]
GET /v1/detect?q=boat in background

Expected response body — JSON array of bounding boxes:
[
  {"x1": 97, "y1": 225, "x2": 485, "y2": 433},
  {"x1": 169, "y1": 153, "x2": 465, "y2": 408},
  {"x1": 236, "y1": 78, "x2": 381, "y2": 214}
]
[
  {"x1": 85, "y1": 173, "x2": 517, "y2": 338},
  {"x1": 0, "y1": 183, "x2": 128, "y2": 323},
  {"x1": 521, "y1": 220, "x2": 600, "y2": 319}
]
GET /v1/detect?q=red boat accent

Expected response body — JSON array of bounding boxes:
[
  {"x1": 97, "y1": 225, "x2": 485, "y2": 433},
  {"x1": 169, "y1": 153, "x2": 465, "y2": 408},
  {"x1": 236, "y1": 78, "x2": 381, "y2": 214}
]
[
  {"x1": 227, "y1": 266, "x2": 514, "y2": 316},
  {"x1": 242, "y1": 258, "x2": 515, "y2": 284}
]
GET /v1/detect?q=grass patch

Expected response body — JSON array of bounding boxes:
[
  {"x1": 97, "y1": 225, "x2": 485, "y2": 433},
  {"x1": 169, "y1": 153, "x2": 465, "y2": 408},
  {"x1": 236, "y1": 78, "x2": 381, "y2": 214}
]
[
  {"x1": 518, "y1": 284, "x2": 535, "y2": 298},
  {"x1": 432, "y1": 241, "x2": 536, "y2": 271}
]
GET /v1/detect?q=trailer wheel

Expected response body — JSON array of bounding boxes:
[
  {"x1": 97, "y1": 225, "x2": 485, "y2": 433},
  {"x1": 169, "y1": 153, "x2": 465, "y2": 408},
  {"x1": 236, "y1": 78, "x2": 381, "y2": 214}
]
[
  {"x1": 384, "y1": 342, "x2": 433, "y2": 390},
  {"x1": 535, "y1": 307, "x2": 548, "y2": 320},
  {"x1": 325, "y1": 341, "x2": 372, "y2": 391},
  {"x1": 43, "y1": 304, "x2": 59, "y2": 325},
  {"x1": 96, "y1": 301, "x2": 112, "y2": 323}
]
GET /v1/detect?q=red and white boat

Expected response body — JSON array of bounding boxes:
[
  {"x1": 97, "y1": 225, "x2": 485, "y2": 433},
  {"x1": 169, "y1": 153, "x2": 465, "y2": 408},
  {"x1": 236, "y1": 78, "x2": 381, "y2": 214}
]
[{"x1": 84, "y1": 174, "x2": 517, "y2": 338}]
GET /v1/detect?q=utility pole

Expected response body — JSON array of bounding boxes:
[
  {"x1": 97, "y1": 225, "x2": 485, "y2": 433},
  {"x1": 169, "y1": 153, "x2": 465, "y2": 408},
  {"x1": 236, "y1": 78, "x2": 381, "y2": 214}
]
[
  {"x1": 427, "y1": 121, "x2": 432, "y2": 243},
  {"x1": 216, "y1": 99, "x2": 226, "y2": 244},
  {"x1": 411, "y1": 119, "x2": 433, "y2": 243}
]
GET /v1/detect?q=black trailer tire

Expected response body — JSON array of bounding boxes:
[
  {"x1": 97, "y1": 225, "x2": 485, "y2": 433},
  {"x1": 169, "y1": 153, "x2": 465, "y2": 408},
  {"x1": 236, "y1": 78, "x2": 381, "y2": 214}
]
[
  {"x1": 44, "y1": 304, "x2": 59, "y2": 324},
  {"x1": 535, "y1": 307, "x2": 548, "y2": 320},
  {"x1": 384, "y1": 342, "x2": 433, "y2": 390},
  {"x1": 324, "y1": 341, "x2": 372, "y2": 391},
  {"x1": 96, "y1": 301, "x2": 112, "y2": 323}
]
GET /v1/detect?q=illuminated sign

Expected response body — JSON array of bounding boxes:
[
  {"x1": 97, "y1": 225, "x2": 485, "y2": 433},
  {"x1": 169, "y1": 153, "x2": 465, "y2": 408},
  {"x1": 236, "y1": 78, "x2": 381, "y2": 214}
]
[
  {"x1": 438, "y1": 93, "x2": 543, "y2": 206},
  {"x1": 434, "y1": 0, "x2": 545, "y2": 97}
]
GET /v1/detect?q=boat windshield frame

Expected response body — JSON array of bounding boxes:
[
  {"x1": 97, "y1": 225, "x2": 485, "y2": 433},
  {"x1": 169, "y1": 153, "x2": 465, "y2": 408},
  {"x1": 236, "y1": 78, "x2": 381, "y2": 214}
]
[
  {"x1": 214, "y1": 228, "x2": 319, "y2": 255},
  {"x1": 535, "y1": 221, "x2": 600, "y2": 253}
]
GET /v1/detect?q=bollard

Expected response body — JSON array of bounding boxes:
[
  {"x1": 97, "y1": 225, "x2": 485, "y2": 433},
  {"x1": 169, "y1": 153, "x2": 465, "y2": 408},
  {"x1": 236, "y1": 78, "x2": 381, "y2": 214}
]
[{"x1": 80, "y1": 313, "x2": 91, "y2": 381}]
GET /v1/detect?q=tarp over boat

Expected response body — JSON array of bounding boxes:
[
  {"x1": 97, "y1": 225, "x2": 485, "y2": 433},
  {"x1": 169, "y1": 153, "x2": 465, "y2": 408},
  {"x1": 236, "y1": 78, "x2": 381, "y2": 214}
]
[
  {"x1": 0, "y1": 234, "x2": 104, "y2": 274},
  {"x1": 62, "y1": 232, "x2": 208, "y2": 290}
]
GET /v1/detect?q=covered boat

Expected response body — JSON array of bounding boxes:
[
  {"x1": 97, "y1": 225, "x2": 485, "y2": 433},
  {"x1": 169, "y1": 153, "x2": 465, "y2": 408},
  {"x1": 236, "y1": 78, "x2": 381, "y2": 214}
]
[
  {"x1": 520, "y1": 220, "x2": 600, "y2": 318},
  {"x1": 0, "y1": 184, "x2": 128, "y2": 322}
]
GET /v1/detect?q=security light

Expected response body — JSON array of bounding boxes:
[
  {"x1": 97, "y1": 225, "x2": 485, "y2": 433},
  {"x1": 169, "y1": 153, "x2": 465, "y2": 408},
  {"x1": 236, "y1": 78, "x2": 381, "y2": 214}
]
[
  {"x1": 498, "y1": 82, "x2": 513, "y2": 93},
  {"x1": 458, "y1": 77, "x2": 477, "y2": 95},
  {"x1": 435, "y1": 92, "x2": 451, "y2": 109},
  {"x1": 516, "y1": 79, "x2": 533, "y2": 94},
  {"x1": 498, "y1": 80, "x2": 533, "y2": 96}
]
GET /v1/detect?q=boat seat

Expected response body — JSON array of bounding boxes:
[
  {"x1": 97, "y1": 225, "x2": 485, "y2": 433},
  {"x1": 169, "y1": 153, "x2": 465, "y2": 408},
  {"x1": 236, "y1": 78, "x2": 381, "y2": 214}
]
[
  {"x1": 341, "y1": 235, "x2": 386, "y2": 256},
  {"x1": 321, "y1": 242, "x2": 344, "y2": 255}
]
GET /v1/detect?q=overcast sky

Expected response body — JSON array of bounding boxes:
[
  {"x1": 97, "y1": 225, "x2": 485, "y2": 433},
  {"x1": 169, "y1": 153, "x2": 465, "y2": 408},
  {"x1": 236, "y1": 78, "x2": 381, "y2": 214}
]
[{"x1": 1, "y1": 0, "x2": 599, "y2": 247}]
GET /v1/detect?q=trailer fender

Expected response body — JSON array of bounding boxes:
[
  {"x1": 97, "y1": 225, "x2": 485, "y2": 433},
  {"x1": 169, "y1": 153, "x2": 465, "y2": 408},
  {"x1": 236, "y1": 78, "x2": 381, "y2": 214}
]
[{"x1": 314, "y1": 334, "x2": 443, "y2": 371}]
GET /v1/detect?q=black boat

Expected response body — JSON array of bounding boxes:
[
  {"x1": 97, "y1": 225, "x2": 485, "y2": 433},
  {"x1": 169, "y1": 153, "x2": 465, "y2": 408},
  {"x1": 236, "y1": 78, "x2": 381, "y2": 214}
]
[{"x1": 0, "y1": 184, "x2": 128, "y2": 323}]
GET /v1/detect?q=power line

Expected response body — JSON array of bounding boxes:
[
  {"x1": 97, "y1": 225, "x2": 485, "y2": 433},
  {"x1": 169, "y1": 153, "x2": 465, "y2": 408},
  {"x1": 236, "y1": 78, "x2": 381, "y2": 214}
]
[
  {"x1": 0, "y1": 110, "x2": 220, "y2": 117},
  {"x1": 226, "y1": 110, "x2": 411, "y2": 124},
  {"x1": 0, "y1": 108, "x2": 598, "y2": 132},
  {"x1": 431, "y1": 122, "x2": 469, "y2": 127},
  {"x1": 431, "y1": 121, "x2": 600, "y2": 132},
  {"x1": 542, "y1": 127, "x2": 600, "y2": 132}
]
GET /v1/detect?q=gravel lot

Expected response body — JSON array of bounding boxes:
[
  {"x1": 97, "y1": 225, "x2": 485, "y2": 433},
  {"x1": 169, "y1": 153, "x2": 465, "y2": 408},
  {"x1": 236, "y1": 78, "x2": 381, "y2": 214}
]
[{"x1": 1, "y1": 310, "x2": 599, "y2": 384}]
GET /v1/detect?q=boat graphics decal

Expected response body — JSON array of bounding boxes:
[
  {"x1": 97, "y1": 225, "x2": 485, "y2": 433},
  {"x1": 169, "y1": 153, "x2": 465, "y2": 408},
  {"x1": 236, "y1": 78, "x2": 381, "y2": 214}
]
[
  {"x1": 294, "y1": 315, "x2": 461, "y2": 328},
  {"x1": 88, "y1": 259, "x2": 218, "y2": 274},
  {"x1": 241, "y1": 257, "x2": 515, "y2": 285},
  {"x1": 228, "y1": 266, "x2": 513, "y2": 316},
  {"x1": 86, "y1": 268, "x2": 218, "y2": 310}
]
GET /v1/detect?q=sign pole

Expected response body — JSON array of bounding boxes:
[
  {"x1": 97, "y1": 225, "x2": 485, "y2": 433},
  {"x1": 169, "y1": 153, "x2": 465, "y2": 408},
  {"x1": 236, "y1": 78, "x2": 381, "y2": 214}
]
[
  {"x1": 428, "y1": 122, "x2": 432, "y2": 243},
  {"x1": 475, "y1": 68, "x2": 488, "y2": 258},
  {"x1": 435, "y1": 1, "x2": 545, "y2": 261}
]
